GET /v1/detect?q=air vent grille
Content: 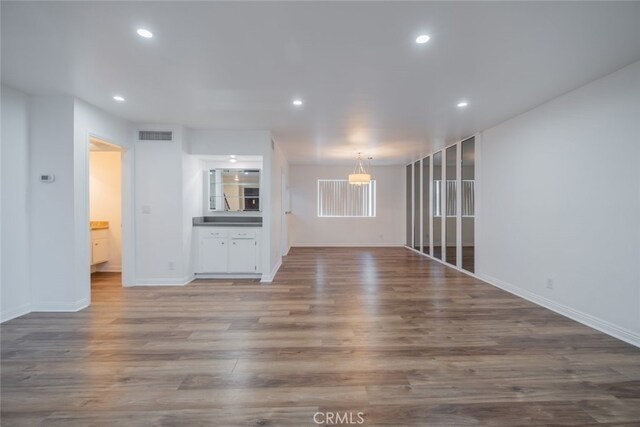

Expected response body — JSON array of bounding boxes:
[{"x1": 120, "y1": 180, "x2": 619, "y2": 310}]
[{"x1": 138, "y1": 130, "x2": 173, "y2": 141}]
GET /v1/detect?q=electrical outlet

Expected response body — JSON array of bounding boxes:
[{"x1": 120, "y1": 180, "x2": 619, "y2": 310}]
[
  {"x1": 169, "y1": 261, "x2": 175, "y2": 271},
  {"x1": 546, "y1": 278, "x2": 554, "y2": 290}
]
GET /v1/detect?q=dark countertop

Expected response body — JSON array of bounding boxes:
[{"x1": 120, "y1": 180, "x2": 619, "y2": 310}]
[{"x1": 193, "y1": 216, "x2": 263, "y2": 227}]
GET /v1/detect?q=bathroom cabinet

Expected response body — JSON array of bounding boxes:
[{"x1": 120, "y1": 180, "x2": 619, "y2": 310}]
[{"x1": 90, "y1": 228, "x2": 109, "y2": 265}]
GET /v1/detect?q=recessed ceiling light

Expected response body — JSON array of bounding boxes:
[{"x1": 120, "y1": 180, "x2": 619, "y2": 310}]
[
  {"x1": 292, "y1": 99, "x2": 303, "y2": 106},
  {"x1": 229, "y1": 158, "x2": 238, "y2": 163},
  {"x1": 113, "y1": 95, "x2": 125, "y2": 102},
  {"x1": 457, "y1": 101, "x2": 469, "y2": 108},
  {"x1": 137, "y1": 28, "x2": 153, "y2": 38},
  {"x1": 229, "y1": 155, "x2": 236, "y2": 158},
  {"x1": 415, "y1": 34, "x2": 431, "y2": 44}
]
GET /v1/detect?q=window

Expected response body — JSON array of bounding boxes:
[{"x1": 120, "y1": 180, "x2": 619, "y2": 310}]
[{"x1": 318, "y1": 179, "x2": 376, "y2": 217}]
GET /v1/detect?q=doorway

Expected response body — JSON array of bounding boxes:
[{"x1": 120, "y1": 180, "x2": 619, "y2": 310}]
[{"x1": 88, "y1": 136, "x2": 123, "y2": 292}]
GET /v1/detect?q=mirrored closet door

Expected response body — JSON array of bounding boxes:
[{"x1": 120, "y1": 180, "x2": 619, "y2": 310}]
[
  {"x1": 422, "y1": 156, "x2": 430, "y2": 256},
  {"x1": 432, "y1": 152, "x2": 443, "y2": 260},
  {"x1": 445, "y1": 145, "x2": 458, "y2": 266},
  {"x1": 413, "y1": 160, "x2": 421, "y2": 251},
  {"x1": 461, "y1": 137, "x2": 475, "y2": 272}
]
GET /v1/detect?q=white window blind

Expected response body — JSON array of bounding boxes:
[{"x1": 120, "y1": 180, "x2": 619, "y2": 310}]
[{"x1": 317, "y1": 179, "x2": 376, "y2": 217}]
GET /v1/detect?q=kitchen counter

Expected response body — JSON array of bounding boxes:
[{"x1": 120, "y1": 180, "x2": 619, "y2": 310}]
[
  {"x1": 90, "y1": 221, "x2": 109, "y2": 230},
  {"x1": 192, "y1": 216, "x2": 262, "y2": 227}
]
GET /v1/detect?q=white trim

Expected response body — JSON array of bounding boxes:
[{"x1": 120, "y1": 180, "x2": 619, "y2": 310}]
[
  {"x1": 1, "y1": 303, "x2": 32, "y2": 323},
  {"x1": 31, "y1": 297, "x2": 89, "y2": 313},
  {"x1": 404, "y1": 246, "x2": 640, "y2": 348},
  {"x1": 132, "y1": 275, "x2": 195, "y2": 287},
  {"x1": 196, "y1": 273, "x2": 262, "y2": 280},
  {"x1": 478, "y1": 273, "x2": 640, "y2": 348},
  {"x1": 456, "y1": 142, "x2": 462, "y2": 269},
  {"x1": 261, "y1": 258, "x2": 282, "y2": 283},
  {"x1": 418, "y1": 158, "x2": 423, "y2": 252},
  {"x1": 474, "y1": 133, "x2": 482, "y2": 275},
  {"x1": 428, "y1": 155, "x2": 433, "y2": 256}
]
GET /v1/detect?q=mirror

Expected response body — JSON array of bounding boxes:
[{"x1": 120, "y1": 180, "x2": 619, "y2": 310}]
[
  {"x1": 461, "y1": 137, "x2": 475, "y2": 272},
  {"x1": 422, "y1": 156, "x2": 430, "y2": 255},
  {"x1": 445, "y1": 145, "x2": 458, "y2": 266},
  {"x1": 209, "y1": 169, "x2": 261, "y2": 212},
  {"x1": 432, "y1": 152, "x2": 442, "y2": 260}
]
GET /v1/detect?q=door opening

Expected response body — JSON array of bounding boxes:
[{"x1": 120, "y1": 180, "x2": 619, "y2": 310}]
[{"x1": 88, "y1": 136, "x2": 123, "y2": 292}]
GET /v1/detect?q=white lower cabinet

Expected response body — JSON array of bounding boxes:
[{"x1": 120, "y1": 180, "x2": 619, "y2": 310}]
[
  {"x1": 228, "y1": 238, "x2": 257, "y2": 273},
  {"x1": 91, "y1": 228, "x2": 110, "y2": 265},
  {"x1": 195, "y1": 227, "x2": 261, "y2": 274},
  {"x1": 199, "y1": 237, "x2": 228, "y2": 273}
]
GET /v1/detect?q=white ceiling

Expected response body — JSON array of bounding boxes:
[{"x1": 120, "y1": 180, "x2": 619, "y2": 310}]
[{"x1": 2, "y1": 2, "x2": 640, "y2": 165}]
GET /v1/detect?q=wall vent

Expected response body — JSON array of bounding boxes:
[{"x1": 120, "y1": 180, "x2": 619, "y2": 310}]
[{"x1": 138, "y1": 130, "x2": 173, "y2": 141}]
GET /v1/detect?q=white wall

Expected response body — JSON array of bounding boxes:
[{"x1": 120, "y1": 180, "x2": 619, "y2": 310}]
[
  {"x1": 182, "y1": 153, "x2": 203, "y2": 279},
  {"x1": 1, "y1": 85, "x2": 31, "y2": 321},
  {"x1": 1, "y1": 90, "x2": 134, "y2": 321},
  {"x1": 290, "y1": 165, "x2": 405, "y2": 246},
  {"x1": 270, "y1": 141, "x2": 290, "y2": 270},
  {"x1": 134, "y1": 125, "x2": 188, "y2": 284},
  {"x1": 28, "y1": 95, "x2": 81, "y2": 310},
  {"x1": 89, "y1": 151, "x2": 122, "y2": 272},
  {"x1": 74, "y1": 99, "x2": 132, "y2": 292},
  {"x1": 477, "y1": 60, "x2": 640, "y2": 345}
]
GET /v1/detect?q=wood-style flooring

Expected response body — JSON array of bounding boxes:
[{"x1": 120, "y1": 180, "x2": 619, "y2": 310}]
[{"x1": 1, "y1": 247, "x2": 639, "y2": 426}]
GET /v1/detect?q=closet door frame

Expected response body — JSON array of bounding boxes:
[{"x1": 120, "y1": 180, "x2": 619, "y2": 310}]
[
  {"x1": 427, "y1": 155, "x2": 433, "y2": 257},
  {"x1": 418, "y1": 158, "x2": 423, "y2": 253},
  {"x1": 456, "y1": 142, "x2": 463, "y2": 269}
]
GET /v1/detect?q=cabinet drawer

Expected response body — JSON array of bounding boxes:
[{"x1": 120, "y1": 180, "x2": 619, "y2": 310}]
[
  {"x1": 201, "y1": 229, "x2": 228, "y2": 238},
  {"x1": 230, "y1": 230, "x2": 256, "y2": 239}
]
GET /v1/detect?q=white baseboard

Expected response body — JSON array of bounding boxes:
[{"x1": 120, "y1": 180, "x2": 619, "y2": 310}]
[
  {"x1": 261, "y1": 258, "x2": 282, "y2": 283},
  {"x1": 31, "y1": 297, "x2": 89, "y2": 313},
  {"x1": 1, "y1": 303, "x2": 32, "y2": 323},
  {"x1": 478, "y1": 273, "x2": 640, "y2": 348},
  {"x1": 404, "y1": 246, "x2": 640, "y2": 348},
  {"x1": 194, "y1": 273, "x2": 261, "y2": 280},
  {"x1": 132, "y1": 275, "x2": 195, "y2": 287},
  {"x1": 292, "y1": 243, "x2": 404, "y2": 247}
]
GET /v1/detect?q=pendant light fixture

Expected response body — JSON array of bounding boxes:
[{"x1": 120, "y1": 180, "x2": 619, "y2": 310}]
[{"x1": 348, "y1": 153, "x2": 372, "y2": 185}]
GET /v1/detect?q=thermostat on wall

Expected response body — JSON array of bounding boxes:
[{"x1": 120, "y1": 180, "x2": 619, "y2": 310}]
[{"x1": 40, "y1": 174, "x2": 55, "y2": 183}]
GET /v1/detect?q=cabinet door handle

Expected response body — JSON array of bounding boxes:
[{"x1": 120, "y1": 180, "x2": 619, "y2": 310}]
[{"x1": 233, "y1": 242, "x2": 236, "y2": 245}]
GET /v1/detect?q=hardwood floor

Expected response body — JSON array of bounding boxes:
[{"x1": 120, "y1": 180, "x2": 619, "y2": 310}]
[{"x1": 2, "y1": 247, "x2": 639, "y2": 426}]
